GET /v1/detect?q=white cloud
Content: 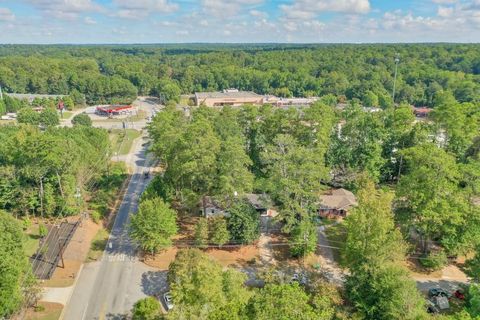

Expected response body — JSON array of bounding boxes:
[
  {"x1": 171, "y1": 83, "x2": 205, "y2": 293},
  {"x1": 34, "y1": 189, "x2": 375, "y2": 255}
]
[
  {"x1": 84, "y1": 16, "x2": 96, "y2": 24},
  {"x1": 201, "y1": 0, "x2": 264, "y2": 17},
  {"x1": 113, "y1": 0, "x2": 178, "y2": 19},
  {"x1": 23, "y1": 0, "x2": 101, "y2": 19},
  {"x1": 432, "y1": 0, "x2": 458, "y2": 4},
  {"x1": 250, "y1": 9, "x2": 268, "y2": 18},
  {"x1": 437, "y1": 6, "x2": 454, "y2": 17},
  {"x1": 281, "y1": 0, "x2": 371, "y2": 20},
  {"x1": 0, "y1": 7, "x2": 15, "y2": 22}
]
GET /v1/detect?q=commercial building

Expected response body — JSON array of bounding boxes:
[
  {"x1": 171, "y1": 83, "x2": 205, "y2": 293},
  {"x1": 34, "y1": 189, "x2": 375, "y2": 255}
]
[
  {"x1": 194, "y1": 89, "x2": 264, "y2": 107},
  {"x1": 95, "y1": 105, "x2": 134, "y2": 116}
]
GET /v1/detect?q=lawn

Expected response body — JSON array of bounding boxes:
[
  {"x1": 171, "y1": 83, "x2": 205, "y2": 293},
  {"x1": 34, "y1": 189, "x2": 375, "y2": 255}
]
[
  {"x1": 86, "y1": 227, "x2": 110, "y2": 262},
  {"x1": 25, "y1": 302, "x2": 62, "y2": 320},
  {"x1": 324, "y1": 222, "x2": 347, "y2": 266},
  {"x1": 0, "y1": 119, "x2": 16, "y2": 126},
  {"x1": 110, "y1": 129, "x2": 141, "y2": 155},
  {"x1": 24, "y1": 224, "x2": 40, "y2": 258},
  {"x1": 60, "y1": 111, "x2": 73, "y2": 119}
]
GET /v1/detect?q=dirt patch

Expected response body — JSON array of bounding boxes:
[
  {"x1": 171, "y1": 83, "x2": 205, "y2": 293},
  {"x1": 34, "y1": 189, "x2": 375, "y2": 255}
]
[
  {"x1": 143, "y1": 247, "x2": 178, "y2": 270},
  {"x1": 24, "y1": 302, "x2": 63, "y2": 320},
  {"x1": 143, "y1": 245, "x2": 260, "y2": 270},
  {"x1": 43, "y1": 219, "x2": 101, "y2": 287},
  {"x1": 205, "y1": 245, "x2": 259, "y2": 268}
]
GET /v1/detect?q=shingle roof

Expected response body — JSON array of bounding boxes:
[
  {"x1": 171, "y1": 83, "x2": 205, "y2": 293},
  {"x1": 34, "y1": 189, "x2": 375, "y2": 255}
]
[{"x1": 320, "y1": 188, "x2": 357, "y2": 210}]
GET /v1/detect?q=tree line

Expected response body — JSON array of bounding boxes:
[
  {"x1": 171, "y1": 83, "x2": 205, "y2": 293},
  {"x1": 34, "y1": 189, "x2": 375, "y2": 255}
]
[{"x1": 1, "y1": 44, "x2": 480, "y2": 105}]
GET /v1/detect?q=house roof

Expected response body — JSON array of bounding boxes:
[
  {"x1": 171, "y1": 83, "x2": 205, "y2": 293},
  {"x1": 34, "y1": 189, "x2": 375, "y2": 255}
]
[
  {"x1": 244, "y1": 193, "x2": 272, "y2": 210},
  {"x1": 320, "y1": 188, "x2": 357, "y2": 210},
  {"x1": 195, "y1": 91, "x2": 262, "y2": 100}
]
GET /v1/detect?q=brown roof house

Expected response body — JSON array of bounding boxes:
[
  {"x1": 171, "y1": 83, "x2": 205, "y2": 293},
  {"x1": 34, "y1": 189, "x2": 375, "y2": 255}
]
[
  {"x1": 244, "y1": 193, "x2": 278, "y2": 218},
  {"x1": 319, "y1": 188, "x2": 357, "y2": 219}
]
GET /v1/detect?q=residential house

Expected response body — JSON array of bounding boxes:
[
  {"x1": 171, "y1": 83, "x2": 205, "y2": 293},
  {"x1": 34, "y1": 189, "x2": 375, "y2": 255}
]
[{"x1": 319, "y1": 188, "x2": 357, "y2": 219}]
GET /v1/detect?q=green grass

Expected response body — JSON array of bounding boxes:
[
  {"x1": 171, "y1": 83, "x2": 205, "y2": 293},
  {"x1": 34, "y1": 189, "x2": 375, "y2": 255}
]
[
  {"x1": 60, "y1": 111, "x2": 73, "y2": 119},
  {"x1": 0, "y1": 119, "x2": 16, "y2": 126},
  {"x1": 24, "y1": 224, "x2": 40, "y2": 258},
  {"x1": 110, "y1": 129, "x2": 141, "y2": 155},
  {"x1": 324, "y1": 222, "x2": 347, "y2": 266},
  {"x1": 86, "y1": 228, "x2": 110, "y2": 262}
]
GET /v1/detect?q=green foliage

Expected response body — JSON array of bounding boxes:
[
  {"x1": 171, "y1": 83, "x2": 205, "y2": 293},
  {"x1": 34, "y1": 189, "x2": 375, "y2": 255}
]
[
  {"x1": 71, "y1": 113, "x2": 92, "y2": 127},
  {"x1": 0, "y1": 125, "x2": 111, "y2": 217},
  {"x1": 248, "y1": 283, "x2": 317, "y2": 320},
  {"x1": 194, "y1": 218, "x2": 209, "y2": 248},
  {"x1": 227, "y1": 200, "x2": 259, "y2": 244},
  {"x1": 39, "y1": 108, "x2": 59, "y2": 127},
  {"x1": 419, "y1": 249, "x2": 448, "y2": 271},
  {"x1": 289, "y1": 219, "x2": 317, "y2": 257},
  {"x1": 468, "y1": 284, "x2": 480, "y2": 317},
  {"x1": 210, "y1": 217, "x2": 229, "y2": 247},
  {"x1": 465, "y1": 246, "x2": 480, "y2": 283},
  {"x1": 345, "y1": 181, "x2": 426, "y2": 319},
  {"x1": 132, "y1": 297, "x2": 162, "y2": 320},
  {"x1": 129, "y1": 197, "x2": 178, "y2": 254},
  {"x1": 396, "y1": 143, "x2": 474, "y2": 255},
  {"x1": 17, "y1": 107, "x2": 40, "y2": 125},
  {"x1": 167, "y1": 249, "x2": 250, "y2": 319},
  {"x1": 0, "y1": 210, "x2": 35, "y2": 318},
  {"x1": 38, "y1": 223, "x2": 48, "y2": 237}
]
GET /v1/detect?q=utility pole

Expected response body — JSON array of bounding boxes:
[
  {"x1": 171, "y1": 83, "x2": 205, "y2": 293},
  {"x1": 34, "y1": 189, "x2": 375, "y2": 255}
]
[{"x1": 392, "y1": 54, "x2": 400, "y2": 107}]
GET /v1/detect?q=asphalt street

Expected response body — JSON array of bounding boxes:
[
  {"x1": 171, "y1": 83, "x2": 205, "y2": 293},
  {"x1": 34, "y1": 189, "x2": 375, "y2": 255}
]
[{"x1": 63, "y1": 98, "x2": 167, "y2": 320}]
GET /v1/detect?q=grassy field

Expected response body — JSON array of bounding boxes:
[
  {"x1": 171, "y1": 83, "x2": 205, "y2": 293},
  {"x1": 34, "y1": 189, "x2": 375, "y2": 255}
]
[
  {"x1": 110, "y1": 129, "x2": 141, "y2": 155},
  {"x1": 86, "y1": 228, "x2": 109, "y2": 262}
]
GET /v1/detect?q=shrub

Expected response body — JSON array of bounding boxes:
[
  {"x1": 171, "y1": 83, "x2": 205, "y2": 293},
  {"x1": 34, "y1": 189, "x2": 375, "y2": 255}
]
[
  {"x1": 419, "y1": 250, "x2": 448, "y2": 271},
  {"x1": 22, "y1": 217, "x2": 32, "y2": 230},
  {"x1": 72, "y1": 113, "x2": 92, "y2": 127},
  {"x1": 132, "y1": 297, "x2": 161, "y2": 320},
  {"x1": 38, "y1": 223, "x2": 48, "y2": 237},
  {"x1": 90, "y1": 211, "x2": 101, "y2": 224}
]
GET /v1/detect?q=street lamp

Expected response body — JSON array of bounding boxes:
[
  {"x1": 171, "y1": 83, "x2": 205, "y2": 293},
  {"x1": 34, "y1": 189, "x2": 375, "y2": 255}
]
[{"x1": 392, "y1": 54, "x2": 400, "y2": 107}]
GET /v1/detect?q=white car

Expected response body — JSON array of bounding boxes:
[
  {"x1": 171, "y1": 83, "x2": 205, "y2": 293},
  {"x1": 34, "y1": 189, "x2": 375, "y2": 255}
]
[{"x1": 163, "y1": 292, "x2": 174, "y2": 311}]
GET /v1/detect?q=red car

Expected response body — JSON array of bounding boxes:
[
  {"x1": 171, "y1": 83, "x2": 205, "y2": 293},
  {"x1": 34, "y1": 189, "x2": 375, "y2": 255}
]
[{"x1": 454, "y1": 290, "x2": 465, "y2": 300}]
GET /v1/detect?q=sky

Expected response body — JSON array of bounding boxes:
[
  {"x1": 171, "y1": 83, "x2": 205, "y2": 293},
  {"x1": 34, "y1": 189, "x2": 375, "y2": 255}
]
[{"x1": 0, "y1": 0, "x2": 479, "y2": 44}]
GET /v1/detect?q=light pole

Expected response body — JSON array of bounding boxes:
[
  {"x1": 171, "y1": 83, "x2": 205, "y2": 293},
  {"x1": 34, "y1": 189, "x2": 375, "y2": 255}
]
[{"x1": 392, "y1": 54, "x2": 400, "y2": 107}]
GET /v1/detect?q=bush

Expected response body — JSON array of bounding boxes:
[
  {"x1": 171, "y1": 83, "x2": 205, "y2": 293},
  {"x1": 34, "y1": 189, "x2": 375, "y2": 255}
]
[
  {"x1": 419, "y1": 250, "x2": 448, "y2": 271},
  {"x1": 90, "y1": 211, "x2": 101, "y2": 224},
  {"x1": 22, "y1": 217, "x2": 32, "y2": 230},
  {"x1": 72, "y1": 113, "x2": 92, "y2": 127},
  {"x1": 38, "y1": 223, "x2": 48, "y2": 237},
  {"x1": 132, "y1": 297, "x2": 161, "y2": 320},
  {"x1": 34, "y1": 305, "x2": 45, "y2": 312}
]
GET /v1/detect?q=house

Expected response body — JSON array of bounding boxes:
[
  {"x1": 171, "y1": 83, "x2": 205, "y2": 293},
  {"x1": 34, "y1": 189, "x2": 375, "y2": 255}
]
[
  {"x1": 199, "y1": 196, "x2": 229, "y2": 218},
  {"x1": 199, "y1": 193, "x2": 278, "y2": 218},
  {"x1": 319, "y1": 188, "x2": 357, "y2": 219},
  {"x1": 412, "y1": 106, "x2": 432, "y2": 118},
  {"x1": 244, "y1": 193, "x2": 278, "y2": 217},
  {"x1": 194, "y1": 89, "x2": 264, "y2": 107}
]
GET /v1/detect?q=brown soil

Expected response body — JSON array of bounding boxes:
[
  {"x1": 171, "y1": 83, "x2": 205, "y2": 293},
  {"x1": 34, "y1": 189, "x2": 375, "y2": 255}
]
[
  {"x1": 143, "y1": 245, "x2": 260, "y2": 270},
  {"x1": 24, "y1": 302, "x2": 63, "y2": 320},
  {"x1": 43, "y1": 219, "x2": 101, "y2": 287}
]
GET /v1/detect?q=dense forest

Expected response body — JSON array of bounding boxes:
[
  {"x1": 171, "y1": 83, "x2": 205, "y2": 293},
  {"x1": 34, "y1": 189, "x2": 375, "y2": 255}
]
[{"x1": 0, "y1": 44, "x2": 480, "y2": 106}]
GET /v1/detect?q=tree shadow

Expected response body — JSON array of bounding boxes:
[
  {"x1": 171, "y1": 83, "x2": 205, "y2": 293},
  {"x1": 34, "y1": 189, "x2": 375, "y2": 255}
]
[
  {"x1": 141, "y1": 270, "x2": 168, "y2": 296},
  {"x1": 105, "y1": 313, "x2": 127, "y2": 320}
]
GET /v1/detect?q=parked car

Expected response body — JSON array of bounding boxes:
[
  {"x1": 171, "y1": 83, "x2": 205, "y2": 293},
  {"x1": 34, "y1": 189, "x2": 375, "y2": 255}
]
[
  {"x1": 428, "y1": 287, "x2": 451, "y2": 299},
  {"x1": 163, "y1": 292, "x2": 174, "y2": 311},
  {"x1": 454, "y1": 289, "x2": 465, "y2": 300}
]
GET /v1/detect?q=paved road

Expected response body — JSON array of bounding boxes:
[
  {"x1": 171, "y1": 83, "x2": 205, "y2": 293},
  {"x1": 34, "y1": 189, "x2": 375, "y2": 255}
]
[
  {"x1": 63, "y1": 98, "x2": 167, "y2": 319},
  {"x1": 63, "y1": 137, "x2": 165, "y2": 319}
]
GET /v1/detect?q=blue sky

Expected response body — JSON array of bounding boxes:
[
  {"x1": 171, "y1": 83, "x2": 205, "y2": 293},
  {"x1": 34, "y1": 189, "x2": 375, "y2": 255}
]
[{"x1": 0, "y1": 0, "x2": 478, "y2": 43}]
